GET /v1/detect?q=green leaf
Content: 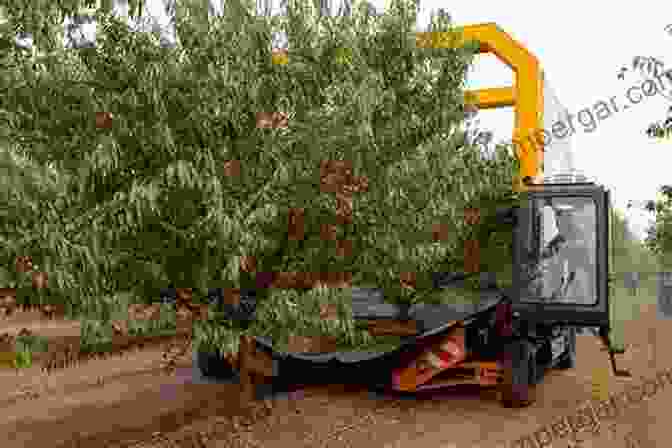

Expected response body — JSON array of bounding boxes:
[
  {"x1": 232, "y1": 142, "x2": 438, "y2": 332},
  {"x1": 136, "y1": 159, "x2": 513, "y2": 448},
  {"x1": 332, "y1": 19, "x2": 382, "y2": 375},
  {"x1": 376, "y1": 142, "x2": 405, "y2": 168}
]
[
  {"x1": 0, "y1": 0, "x2": 520, "y2": 350},
  {"x1": 13, "y1": 350, "x2": 32, "y2": 369}
]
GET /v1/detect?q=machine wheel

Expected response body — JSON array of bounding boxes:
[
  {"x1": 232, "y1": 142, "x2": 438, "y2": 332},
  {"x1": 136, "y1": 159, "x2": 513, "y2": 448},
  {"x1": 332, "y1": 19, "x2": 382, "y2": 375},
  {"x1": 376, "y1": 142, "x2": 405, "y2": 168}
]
[
  {"x1": 500, "y1": 339, "x2": 537, "y2": 408},
  {"x1": 197, "y1": 349, "x2": 238, "y2": 380},
  {"x1": 556, "y1": 327, "x2": 577, "y2": 370}
]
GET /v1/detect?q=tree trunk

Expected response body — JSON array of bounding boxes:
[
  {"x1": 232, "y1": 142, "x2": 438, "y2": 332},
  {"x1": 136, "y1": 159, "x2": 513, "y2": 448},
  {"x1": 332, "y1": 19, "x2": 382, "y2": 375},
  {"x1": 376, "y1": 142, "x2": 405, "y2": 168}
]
[{"x1": 238, "y1": 335, "x2": 256, "y2": 403}]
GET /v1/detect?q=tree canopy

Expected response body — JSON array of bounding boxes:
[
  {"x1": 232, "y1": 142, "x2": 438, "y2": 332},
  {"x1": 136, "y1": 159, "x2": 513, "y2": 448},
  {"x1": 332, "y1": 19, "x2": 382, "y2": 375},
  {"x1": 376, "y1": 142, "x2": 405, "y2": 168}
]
[
  {"x1": 1, "y1": 0, "x2": 520, "y2": 351},
  {"x1": 624, "y1": 53, "x2": 672, "y2": 267}
]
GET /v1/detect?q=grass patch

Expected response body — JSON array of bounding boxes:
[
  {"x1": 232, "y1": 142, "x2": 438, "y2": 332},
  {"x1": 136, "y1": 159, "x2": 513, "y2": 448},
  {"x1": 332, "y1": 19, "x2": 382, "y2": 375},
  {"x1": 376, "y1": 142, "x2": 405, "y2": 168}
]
[
  {"x1": 7, "y1": 334, "x2": 50, "y2": 369},
  {"x1": 4, "y1": 334, "x2": 50, "y2": 369},
  {"x1": 79, "y1": 318, "x2": 114, "y2": 354},
  {"x1": 610, "y1": 280, "x2": 657, "y2": 351},
  {"x1": 14, "y1": 333, "x2": 49, "y2": 353},
  {"x1": 78, "y1": 299, "x2": 179, "y2": 355},
  {"x1": 13, "y1": 349, "x2": 32, "y2": 369},
  {"x1": 79, "y1": 341, "x2": 115, "y2": 355}
]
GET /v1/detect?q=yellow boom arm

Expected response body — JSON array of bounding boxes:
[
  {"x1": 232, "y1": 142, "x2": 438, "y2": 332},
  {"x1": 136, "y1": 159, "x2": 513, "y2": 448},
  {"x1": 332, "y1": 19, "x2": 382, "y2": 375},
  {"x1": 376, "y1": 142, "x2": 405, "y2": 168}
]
[{"x1": 416, "y1": 23, "x2": 544, "y2": 190}]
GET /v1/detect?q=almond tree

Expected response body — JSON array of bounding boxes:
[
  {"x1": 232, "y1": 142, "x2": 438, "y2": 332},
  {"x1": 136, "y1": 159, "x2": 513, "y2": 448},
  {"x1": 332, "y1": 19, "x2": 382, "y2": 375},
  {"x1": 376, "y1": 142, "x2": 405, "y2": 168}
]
[
  {"x1": 621, "y1": 51, "x2": 672, "y2": 272},
  {"x1": 0, "y1": 0, "x2": 519, "y2": 352},
  {"x1": 644, "y1": 186, "x2": 672, "y2": 267}
]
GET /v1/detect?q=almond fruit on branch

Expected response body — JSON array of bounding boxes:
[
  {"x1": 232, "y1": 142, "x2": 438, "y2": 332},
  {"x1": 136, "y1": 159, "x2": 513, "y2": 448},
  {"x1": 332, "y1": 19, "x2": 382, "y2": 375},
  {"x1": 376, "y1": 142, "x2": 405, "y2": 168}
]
[
  {"x1": 463, "y1": 208, "x2": 481, "y2": 273},
  {"x1": 339, "y1": 176, "x2": 369, "y2": 195},
  {"x1": 175, "y1": 288, "x2": 193, "y2": 309},
  {"x1": 240, "y1": 255, "x2": 257, "y2": 273},
  {"x1": 288, "y1": 208, "x2": 305, "y2": 241},
  {"x1": 0, "y1": 289, "x2": 17, "y2": 318},
  {"x1": 15, "y1": 256, "x2": 33, "y2": 273},
  {"x1": 464, "y1": 207, "x2": 481, "y2": 226},
  {"x1": 335, "y1": 193, "x2": 354, "y2": 225},
  {"x1": 320, "y1": 160, "x2": 354, "y2": 194},
  {"x1": 32, "y1": 271, "x2": 48, "y2": 289},
  {"x1": 223, "y1": 160, "x2": 241, "y2": 177},
  {"x1": 336, "y1": 239, "x2": 353, "y2": 257},
  {"x1": 319, "y1": 303, "x2": 339, "y2": 321},
  {"x1": 320, "y1": 223, "x2": 338, "y2": 241},
  {"x1": 41, "y1": 304, "x2": 65, "y2": 319},
  {"x1": 464, "y1": 239, "x2": 480, "y2": 274},
  {"x1": 399, "y1": 271, "x2": 417, "y2": 290},
  {"x1": 111, "y1": 320, "x2": 128, "y2": 336},
  {"x1": 256, "y1": 111, "x2": 288, "y2": 129},
  {"x1": 318, "y1": 272, "x2": 352, "y2": 288},
  {"x1": 432, "y1": 223, "x2": 449, "y2": 242},
  {"x1": 95, "y1": 111, "x2": 114, "y2": 130}
]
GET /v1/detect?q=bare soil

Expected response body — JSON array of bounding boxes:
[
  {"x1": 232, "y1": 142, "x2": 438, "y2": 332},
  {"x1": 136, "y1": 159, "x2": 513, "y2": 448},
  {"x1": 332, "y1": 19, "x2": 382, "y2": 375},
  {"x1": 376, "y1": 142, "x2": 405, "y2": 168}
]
[
  {"x1": 0, "y1": 309, "x2": 80, "y2": 337},
  {"x1": 0, "y1": 306, "x2": 199, "y2": 373},
  {"x1": 0, "y1": 302, "x2": 669, "y2": 448}
]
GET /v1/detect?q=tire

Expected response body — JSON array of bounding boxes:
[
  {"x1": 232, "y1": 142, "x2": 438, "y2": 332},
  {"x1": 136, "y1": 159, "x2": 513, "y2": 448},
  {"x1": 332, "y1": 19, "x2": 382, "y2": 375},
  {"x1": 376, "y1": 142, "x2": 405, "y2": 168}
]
[
  {"x1": 556, "y1": 327, "x2": 576, "y2": 370},
  {"x1": 500, "y1": 339, "x2": 536, "y2": 408},
  {"x1": 197, "y1": 349, "x2": 238, "y2": 380}
]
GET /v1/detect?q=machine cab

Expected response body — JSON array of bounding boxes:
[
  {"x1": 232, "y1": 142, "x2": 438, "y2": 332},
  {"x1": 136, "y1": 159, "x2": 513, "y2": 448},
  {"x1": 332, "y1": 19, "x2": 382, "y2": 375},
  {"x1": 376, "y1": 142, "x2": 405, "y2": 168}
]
[{"x1": 512, "y1": 181, "x2": 611, "y2": 328}]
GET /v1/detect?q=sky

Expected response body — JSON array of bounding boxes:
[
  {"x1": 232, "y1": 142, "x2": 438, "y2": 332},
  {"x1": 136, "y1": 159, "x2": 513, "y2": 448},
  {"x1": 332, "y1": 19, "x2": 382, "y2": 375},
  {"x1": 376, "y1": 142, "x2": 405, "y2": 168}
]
[
  {"x1": 413, "y1": 0, "x2": 672, "y2": 241},
  {"x1": 24, "y1": 0, "x2": 672, "y2": 240}
]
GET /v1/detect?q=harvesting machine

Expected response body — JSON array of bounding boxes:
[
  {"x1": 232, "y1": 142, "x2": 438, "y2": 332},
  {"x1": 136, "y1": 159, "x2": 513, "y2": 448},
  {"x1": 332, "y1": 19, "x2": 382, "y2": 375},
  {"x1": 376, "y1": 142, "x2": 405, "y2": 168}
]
[{"x1": 198, "y1": 23, "x2": 629, "y2": 407}]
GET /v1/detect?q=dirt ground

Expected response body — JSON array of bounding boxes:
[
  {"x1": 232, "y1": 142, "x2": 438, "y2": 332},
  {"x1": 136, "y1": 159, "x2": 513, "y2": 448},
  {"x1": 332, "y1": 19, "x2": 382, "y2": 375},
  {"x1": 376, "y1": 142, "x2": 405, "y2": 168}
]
[
  {"x1": 0, "y1": 301, "x2": 670, "y2": 448},
  {"x1": 0, "y1": 309, "x2": 81, "y2": 338}
]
